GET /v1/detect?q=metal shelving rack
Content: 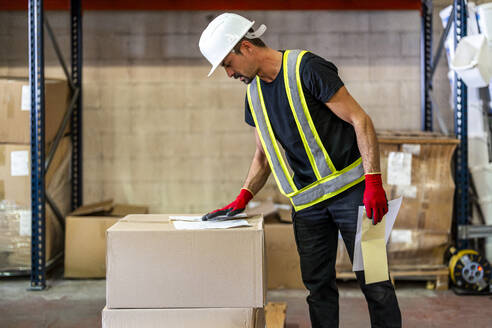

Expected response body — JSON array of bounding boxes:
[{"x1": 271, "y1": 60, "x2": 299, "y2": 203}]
[
  {"x1": 28, "y1": 0, "x2": 82, "y2": 290},
  {"x1": 452, "y1": 0, "x2": 469, "y2": 250},
  {"x1": 420, "y1": 0, "x2": 474, "y2": 250}
]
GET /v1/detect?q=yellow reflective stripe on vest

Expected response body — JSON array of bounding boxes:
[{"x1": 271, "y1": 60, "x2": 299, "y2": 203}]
[
  {"x1": 283, "y1": 50, "x2": 334, "y2": 179},
  {"x1": 294, "y1": 50, "x2": 337, "y2": 174},
  {"x1": 247, "y1": 78, "x2": 297, "y2": 195},
  {"x1": 248, "y1": 49, "x2": 364, "y2": 211},
  {"x1": 290, "y1": 158, "x2": 365, "y2": 211}
]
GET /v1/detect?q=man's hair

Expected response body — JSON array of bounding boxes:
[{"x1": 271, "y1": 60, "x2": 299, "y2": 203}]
[{"x1": 233, "y1": 28, "x2": 266, "y2": 54}]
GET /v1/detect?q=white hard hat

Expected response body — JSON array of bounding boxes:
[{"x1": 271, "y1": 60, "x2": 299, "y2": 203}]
[{"x1": 199, "y1": 13, "x2": 267, "y2": 77}]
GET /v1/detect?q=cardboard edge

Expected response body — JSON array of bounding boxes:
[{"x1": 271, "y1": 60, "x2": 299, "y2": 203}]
[
  {"x1": 105, "y1": 230, "x2": 112, "y2": 308},
  {"x1": 102, "y1": 307, "x2": 263, "y2": 328},
  {"x1": 261, "y1": 225, "x2": 267, "y2": 307}
]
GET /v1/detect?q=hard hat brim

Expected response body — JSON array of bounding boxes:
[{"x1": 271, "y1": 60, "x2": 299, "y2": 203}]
[{"x1": 206, "y1": 20, "x2": 255, "y2": 77}]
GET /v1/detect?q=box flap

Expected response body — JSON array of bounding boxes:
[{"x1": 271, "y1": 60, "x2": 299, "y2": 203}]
[
  {"x1": 69, "y1": 200, "x2": 149, "y2": 217},
  {"x1": 110, "y1": 204, "x2": 149, "y2": 217},
  {"x1": 70, "y1": 199, "x2": 114, "y2": 216}
]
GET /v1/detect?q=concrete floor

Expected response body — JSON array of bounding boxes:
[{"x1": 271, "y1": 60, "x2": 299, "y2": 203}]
[{"x1": 1, "y1": 268, "x2": 491, "y2": 327}]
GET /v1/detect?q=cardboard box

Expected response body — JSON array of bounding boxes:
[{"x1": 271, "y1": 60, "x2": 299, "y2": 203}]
[
  {"x1": 106, "y1": 214, "x2": 265, "y2": 309},
  {"x1": 247, "y1": 200, "x2": 293, "y2": 223},
  {"x1": 0, "y1": 77, "x2": 70, "y2": 144},
  {"x1": 102, "y1": 306, "x2": 265, "y2": 328},
  {"x1": 265, "y1": 223, "x2": 304, "y2": 289},
  {"x1": 64, "y1": 200, "x2": 149, "y2": 278},
  {"x1": 0, "y1": 137, "x2": 70, "y2": 207}
]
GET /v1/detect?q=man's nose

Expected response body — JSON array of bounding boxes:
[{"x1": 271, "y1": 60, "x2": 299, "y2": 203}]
[{"x1": 225, "y1": 67, "x2": 234, "y2": 78}]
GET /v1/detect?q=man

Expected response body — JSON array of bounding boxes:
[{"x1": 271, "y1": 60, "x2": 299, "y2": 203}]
[{"x1": 199, "y1": 13, "x2": 401, "y2": 328}]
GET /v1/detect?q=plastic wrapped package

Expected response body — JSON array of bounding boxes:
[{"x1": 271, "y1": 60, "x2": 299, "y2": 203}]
[
  {"x1": 378, "y1": 133, "x2": 459, "y2": 233},
  {"x1": 0, "y1": 201, "x2": 31, "y2": 269},
  {"x1": 387, "y1": 230, "x2": 450, "y2": 269},
  {"x1": 335, "y1": 229, "x2": 450, "y2": 272}
]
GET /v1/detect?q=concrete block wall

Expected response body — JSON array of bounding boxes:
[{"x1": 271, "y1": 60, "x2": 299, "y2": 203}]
[{"x1": 0, "y1": 8, "x2": 460, "y2": 212}]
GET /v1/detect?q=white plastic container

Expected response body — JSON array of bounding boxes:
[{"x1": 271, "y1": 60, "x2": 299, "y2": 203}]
[
  {"x1": 451, "y1": 34, "x2": 491, "y2": 88},
  {"x1": 470, "y1": 163, "x2": 492, "y2": 199},
  {"x1": 440, "y1": 4, "x2": 480, "y2": 61},
  {"x1": 468, "y1": 102, "x2": 487, "y2": 138},
  {"x1": 469, "y1": 136, "x2": 490, "y2": 167},
  {"x1": 477, "y1": 3, "x2": 492, "y2": 42},
  {"x1": 486, "y1": 240, "x2": 492, "y2": 265},
  {"x1": 478, "y1": 195, "x2": 492, "y2": 220}
]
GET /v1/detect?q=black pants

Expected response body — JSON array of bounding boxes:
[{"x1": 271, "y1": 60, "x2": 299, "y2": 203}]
[{"x1": 292, "y1": 182, "x2": 402, "y2": 328}]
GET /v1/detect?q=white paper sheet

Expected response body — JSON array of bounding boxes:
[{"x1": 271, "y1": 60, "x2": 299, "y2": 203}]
[
  {"x1": 352, "y1": 197, "x2": 402, "y2": 272},
  {"x1": 21, "y1": 85, "x2": 31, "y2": 111},
  {"x1": 402, "y1": 144, "x2": 421, "y2": 156},
  {"x1": 11, "y1": 151, "x2": 29, "y2": 176},
  {"x1": 19, "y1": 210, "x2": 31, "y2": 236},
  {"x1": 169, "y1": 216, "x2": 202, "y2": 222},
  {"x1": 172, "y1": 219, "x2": 251, "y2": 230},
  {"x1": 169, "y1": 213, "x2": 247, "y2": 222},
  {"x1": 387, "y1": 152, "x2": 412, "y2": 186}
]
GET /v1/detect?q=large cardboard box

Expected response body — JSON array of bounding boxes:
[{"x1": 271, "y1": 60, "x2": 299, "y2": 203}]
[
  {"x1": 0, "y1": 137, "x2": 71, "y2": 270},
  {"x1": 265, "y1": 223, "x2": 304, "y2": 289},
  {"x1": 64, "y1": 200, "x2": 149, "y2": 278},
  {"x1": 106, "y1": 214, "x2": 265, "y2": 309},
  {"x1": 0, "y1": 77, "x2": 69, "y2": 144},
  {"x1": 102, "y1": 307, "x2": 265, "y2": 328}
]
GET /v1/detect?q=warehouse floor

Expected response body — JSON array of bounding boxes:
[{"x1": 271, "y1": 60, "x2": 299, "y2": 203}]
[{"x1": 1, "y1": 268, "x2": 491, "y2": 328}]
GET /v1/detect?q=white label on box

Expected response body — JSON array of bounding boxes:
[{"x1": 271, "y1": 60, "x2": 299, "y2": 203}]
[
  {"x1": 402, "y1": 144, "x2": 420, "y2": 156},
  {"x1": 395, "y1": 185, "x2": 418, "y2": 199},
  {"x1": 21, "y1": 85, "x2": 31, "y2": 111},
  {"x1": 19, "y1": 210, "x2": 31, "y2": 236},
  {"x1": 390, "y1": 230, "x2": 412, "y2": 244},
  {"x1": 11, "y1": 151, "x2": 29, "y2": 176},
  {"x1": 387, "y1": 152, "x2": 412, "y2": 186}
]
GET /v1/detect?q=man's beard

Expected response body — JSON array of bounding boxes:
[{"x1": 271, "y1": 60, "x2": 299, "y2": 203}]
[{"x1": 234, "y1": 73, "x2": 254, "y2": 85}]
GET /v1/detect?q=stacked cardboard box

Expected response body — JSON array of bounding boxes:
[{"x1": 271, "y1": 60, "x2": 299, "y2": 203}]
[
  {"x1": 102, "y1": 214, "x2": 266, "y2": 328},
  {"x1": 64, "y1": 200, "x2": 149, "y2": 278},
  {"x1": 0, "y1": 77, "x2": 70, "y2": 271}
]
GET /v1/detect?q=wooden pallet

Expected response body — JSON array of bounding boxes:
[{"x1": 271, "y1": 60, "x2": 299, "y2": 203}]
[
  {"x1": 265, "y1": 302, "x2": 287, "y2": 328},
  {"x1": 336, "y1": 267, "x2": 449, "y2": 290}
]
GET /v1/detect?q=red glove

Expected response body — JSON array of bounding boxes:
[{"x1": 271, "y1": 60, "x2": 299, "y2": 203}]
[
  {"x1": 363, "y1": 174, "x2": 388, "y2": 225},
  {"x1": 202, "y1": 188, "x2": 253, "y2": 221}
]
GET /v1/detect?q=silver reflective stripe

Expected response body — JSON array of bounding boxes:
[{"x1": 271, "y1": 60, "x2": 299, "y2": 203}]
[
  {"x1": 286, "y1": 50, "x2": 332, "y2": 178},
  {"x1": 291, "y1": 160, "x2": 364, "y2": 207},
  {"x1": 249, "y1": 78, "x2": 294, "y2": 194}
]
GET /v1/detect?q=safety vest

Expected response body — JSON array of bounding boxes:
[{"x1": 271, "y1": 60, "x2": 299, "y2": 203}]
[{"x1": 247, "y1": 49, "x2": 365, "y2": 211}]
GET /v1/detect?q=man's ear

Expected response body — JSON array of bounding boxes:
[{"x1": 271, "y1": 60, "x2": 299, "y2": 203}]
[{"x1": 241, "y1": 40, "x2": 254, "y2": 54}]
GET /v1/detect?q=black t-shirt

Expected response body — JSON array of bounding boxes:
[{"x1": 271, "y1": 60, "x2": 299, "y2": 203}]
[{"x1": 245, "y1": 51, "x2": 361, "y2": 189}]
